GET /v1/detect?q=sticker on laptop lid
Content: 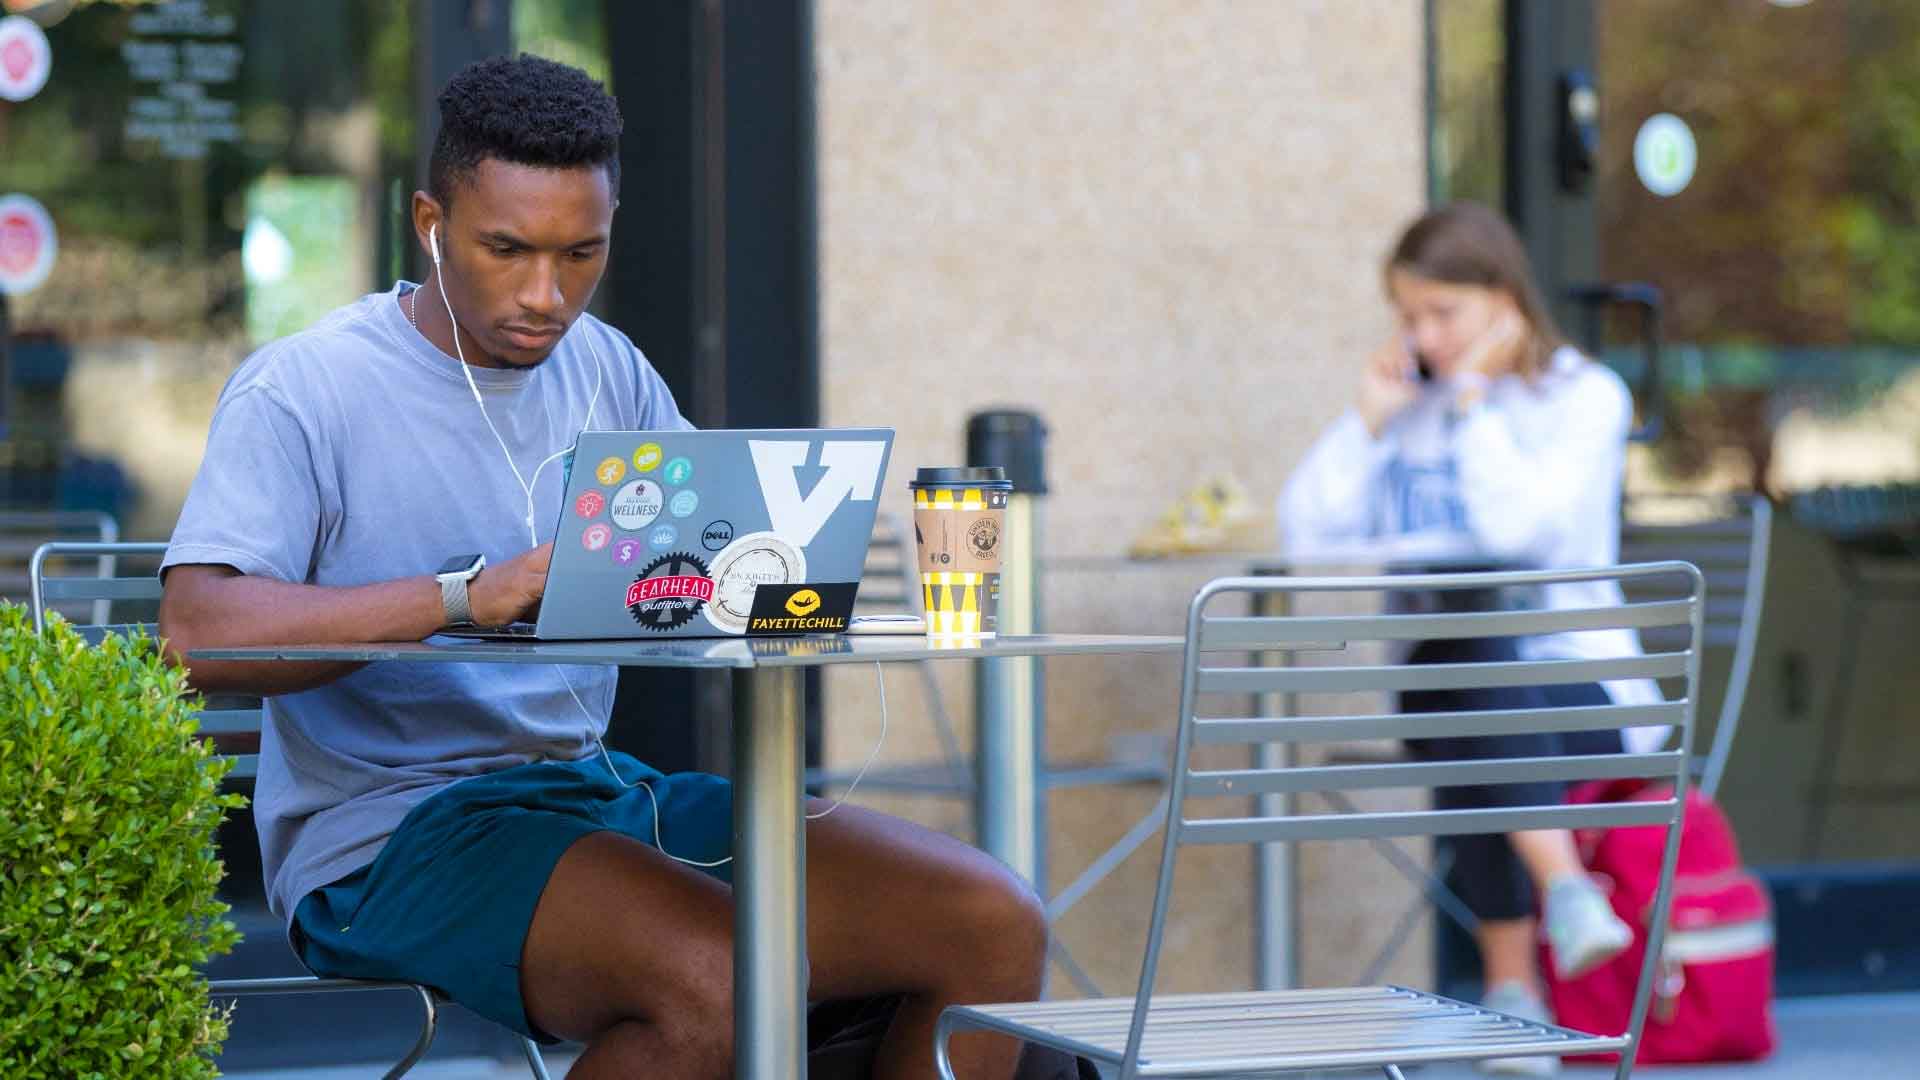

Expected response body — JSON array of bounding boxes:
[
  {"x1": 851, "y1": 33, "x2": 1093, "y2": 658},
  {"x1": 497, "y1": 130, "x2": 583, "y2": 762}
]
[
  {"x1": 746, "y1": 583, "x2": 858, "y2": 635},
  {"x1": 703, "y1": 531, "x2": 806, "y2": 635},
  {"x1": 626, "y1": 551, "x2": 714, "y2": 631},
  {"x1": 611, "y1": 536, "x2": 644, "y2": 566},
  {"x1": 609, "y1": 478, "x2": 664, "y2": 530}
]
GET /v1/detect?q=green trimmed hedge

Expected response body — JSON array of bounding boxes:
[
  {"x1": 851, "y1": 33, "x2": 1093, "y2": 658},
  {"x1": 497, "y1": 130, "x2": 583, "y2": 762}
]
[{"x1": 0, "y1": 605, "x2": 242, "y2": 1078}]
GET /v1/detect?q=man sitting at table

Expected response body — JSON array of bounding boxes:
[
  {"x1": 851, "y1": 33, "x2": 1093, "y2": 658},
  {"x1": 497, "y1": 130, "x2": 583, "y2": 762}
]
[{"x1": 158, "y1": 54, "x2": 1045, "y2": 1080}]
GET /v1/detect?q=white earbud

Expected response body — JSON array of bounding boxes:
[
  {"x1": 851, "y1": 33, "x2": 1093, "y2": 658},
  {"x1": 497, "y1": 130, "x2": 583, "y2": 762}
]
[{"x1": 429, "y1": 223, "x2": 442, "y2": 265}]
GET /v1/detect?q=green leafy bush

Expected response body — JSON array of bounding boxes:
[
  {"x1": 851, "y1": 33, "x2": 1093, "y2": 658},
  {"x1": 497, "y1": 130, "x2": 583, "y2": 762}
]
[{"x1": 0, "y1": 605, "x2": 243, "y2": 1078}]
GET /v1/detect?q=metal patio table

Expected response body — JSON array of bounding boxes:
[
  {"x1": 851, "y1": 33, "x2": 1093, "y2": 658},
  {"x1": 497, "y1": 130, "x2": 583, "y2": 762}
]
[{"x1": 194, "y1": 632, "x2": 1181, "y2": 1080}]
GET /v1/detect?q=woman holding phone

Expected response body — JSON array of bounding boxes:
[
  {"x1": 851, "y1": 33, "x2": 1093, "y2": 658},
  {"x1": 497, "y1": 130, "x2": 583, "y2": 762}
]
[{"x1": 1281, "y1": 202, "x2": 1657, "y2": 1077}]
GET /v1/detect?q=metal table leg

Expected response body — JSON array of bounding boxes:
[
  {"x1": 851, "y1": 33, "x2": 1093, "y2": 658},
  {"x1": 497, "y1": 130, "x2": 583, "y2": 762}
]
[
  {"x1": 1252, "y1": 586, "x2": 1297, "y2": 990},
  {"x1": 977, "y1": 496, "x2": 1045, "y2": 885},
  {"x1": 733, "y1": 667, "x2": 808, "y2": 1079}
]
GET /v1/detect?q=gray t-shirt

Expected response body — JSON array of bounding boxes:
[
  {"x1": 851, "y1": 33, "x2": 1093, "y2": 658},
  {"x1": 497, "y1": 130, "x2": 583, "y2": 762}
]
[{"x1": 163, "y1": 283, "x2": 689, "y2": 921}]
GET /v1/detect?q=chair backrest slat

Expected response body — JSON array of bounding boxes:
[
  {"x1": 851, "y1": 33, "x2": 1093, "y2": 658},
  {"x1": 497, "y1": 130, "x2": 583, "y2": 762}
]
[
  {"x1": 1179, "y1": 800, "x2": 1678, "y2": 846},
  {"x1": 1196, "y1": 652, "x2": 1686, "y2": 696},
  {"x1": 1185, "y1": 751, "x2": 1685, "y2": 798},
  {"x1": 1198, "y1": 598, "x2": 1692, "y2": 649},
  {"x1": 40, "y1": 577, "x2": 165, "y2": 602},
  {"x1": 1192, "y1": 701, "x2": 1685, "y2": 745},
  {"x1": 198, "y1": 710, "x2": 266, "y2": 735}
]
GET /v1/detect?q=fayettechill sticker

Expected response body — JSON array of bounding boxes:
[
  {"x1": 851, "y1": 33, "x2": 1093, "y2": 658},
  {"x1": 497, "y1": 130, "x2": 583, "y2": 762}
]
[{"x1": 745, "y1": 582, "x2": 858, "y2": 635}]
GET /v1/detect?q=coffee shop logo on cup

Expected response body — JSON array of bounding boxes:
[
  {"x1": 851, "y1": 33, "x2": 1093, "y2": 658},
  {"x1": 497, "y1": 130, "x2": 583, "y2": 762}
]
[{"x1": 967, "y1": 518, "x2": 1000, "y2": 559}]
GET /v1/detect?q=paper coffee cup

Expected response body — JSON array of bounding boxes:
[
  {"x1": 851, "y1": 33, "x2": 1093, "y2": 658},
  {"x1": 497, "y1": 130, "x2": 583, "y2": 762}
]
[{"x1": 909, "y1": 466, "x2": 1012, "y2": 636}]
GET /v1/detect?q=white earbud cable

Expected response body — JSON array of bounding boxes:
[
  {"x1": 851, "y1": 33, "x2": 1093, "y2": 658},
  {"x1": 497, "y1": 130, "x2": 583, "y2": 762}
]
[{"x1": 431, "y1": 265, "x2": 602, "y2": 548}]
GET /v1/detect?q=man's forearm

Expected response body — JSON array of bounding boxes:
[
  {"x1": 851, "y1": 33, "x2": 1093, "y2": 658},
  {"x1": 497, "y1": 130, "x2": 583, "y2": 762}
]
[{"x1": 161, "y1": 572, "x2": 444, "y2": 696}]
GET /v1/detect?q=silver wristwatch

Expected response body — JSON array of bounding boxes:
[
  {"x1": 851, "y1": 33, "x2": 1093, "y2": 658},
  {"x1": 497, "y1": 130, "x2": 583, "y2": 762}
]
[{"x1": 435, "y1": 554, "x2": 486, "y2": 627}]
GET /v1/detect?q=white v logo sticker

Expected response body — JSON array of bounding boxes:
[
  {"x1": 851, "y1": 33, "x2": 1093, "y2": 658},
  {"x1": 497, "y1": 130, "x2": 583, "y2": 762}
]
[{"x1": 748, "y1": 440, "x2": 886, "y2": 546}]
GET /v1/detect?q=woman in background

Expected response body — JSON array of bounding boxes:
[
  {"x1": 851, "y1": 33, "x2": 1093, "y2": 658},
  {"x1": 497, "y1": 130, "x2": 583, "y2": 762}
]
[{"x1": 1282, "y1": 202, "x2": 1659, "y2": 1077}]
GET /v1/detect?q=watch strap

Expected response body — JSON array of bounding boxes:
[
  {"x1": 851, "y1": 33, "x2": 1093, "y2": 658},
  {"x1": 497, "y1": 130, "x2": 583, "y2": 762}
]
[{"x1": 441, "y1": 573, "x2": 475, "y2": 626}]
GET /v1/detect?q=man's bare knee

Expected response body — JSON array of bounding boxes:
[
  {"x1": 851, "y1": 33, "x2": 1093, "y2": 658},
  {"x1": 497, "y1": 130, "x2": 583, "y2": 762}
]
[{"x1": 949, "y1": 863, "x2": 1048, "y2": 997}]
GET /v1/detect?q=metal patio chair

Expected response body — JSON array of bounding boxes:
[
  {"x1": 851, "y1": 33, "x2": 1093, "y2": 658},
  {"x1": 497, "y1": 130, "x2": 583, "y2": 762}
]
[
  {"x1": 936, "y1": 563, "x2": 1703, "y2": 1079},
  {"x1": 1340, "y1": 498, "x2": 1769, "y2": 984},
  {"x1": 30, "y1": 541, "x2": 552, "y2": 1080}
]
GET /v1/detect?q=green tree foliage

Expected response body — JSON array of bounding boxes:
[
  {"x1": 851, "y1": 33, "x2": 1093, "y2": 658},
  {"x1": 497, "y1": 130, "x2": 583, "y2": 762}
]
[{"x1": 0, "y1": 606, "x2": 242, "y2": 1078}]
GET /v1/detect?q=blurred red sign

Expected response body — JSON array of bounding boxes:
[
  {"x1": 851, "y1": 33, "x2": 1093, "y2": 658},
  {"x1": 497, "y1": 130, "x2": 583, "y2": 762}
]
[
  {"x1": 0, "y1": 14, "x2": 50, "y2": 102},
  {"x1": 0, "y1": 194, "x2": 56, "y2": 295}
]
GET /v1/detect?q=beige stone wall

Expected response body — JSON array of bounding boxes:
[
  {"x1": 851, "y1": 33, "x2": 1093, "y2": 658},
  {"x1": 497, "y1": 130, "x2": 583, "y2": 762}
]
[{"x1": 815, "y1": 1, "x2": 1430, "y2": 995}]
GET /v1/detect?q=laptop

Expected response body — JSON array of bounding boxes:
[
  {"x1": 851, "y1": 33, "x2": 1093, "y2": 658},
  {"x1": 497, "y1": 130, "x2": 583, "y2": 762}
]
[{"x1": 458, "y1": 428, "x2": 895, "y2": 640}]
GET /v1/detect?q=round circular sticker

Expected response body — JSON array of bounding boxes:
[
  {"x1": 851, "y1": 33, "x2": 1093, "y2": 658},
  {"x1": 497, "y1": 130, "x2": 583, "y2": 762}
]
[
  {"x1": 705, "y1": 532, "x2": 807, "y2": 635},
  {"x1": 633, "y1": 442, "x2": 663, "y2": 472},
  {"x1": 0, "y1": 193, "x2": 57, "y2": 296},
  {"x1": 627, "y1": 551, "x2": 714, "y2": 632},
  {"x1": 611, "y1": 536, "x2": 644, "y2": 566},
  {"x1": 1634, "y1": 113, "x2": 1697, "y2": 199},
  {"x1": 663, "y1": 456, "x2": 693, "y2": 486},
  {"x1": 700, "y1": 519, "x2": 736, "y2": 552},
  {"x1": 649, "y1": 524, "x2": 679, "y2": 549},
  {"x1": 0, "y1": 16, "x2": 53, "y2": 104},
  {"x1": 581, "y1": 523, "x2": 613, "y2": 552},
  {"x1": 609, "y1": 478, "x2": 664, "y2": 530},
  {"x1": 669, "y1": 489, "x2": 700, "y2": 518},
  {"x1": 595, "y1": 456, "x2": 626, "y2": 487},
  {"x1": 574, "y1": 490, "x2": 606, "y2": 519}
]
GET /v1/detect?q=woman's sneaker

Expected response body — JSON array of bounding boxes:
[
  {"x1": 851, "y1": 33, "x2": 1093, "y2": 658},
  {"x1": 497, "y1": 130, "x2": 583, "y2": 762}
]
[
  {"x1": 1544, "y1": 873, "x2": 1634, "y2": 979},
  {"x1": 1477, "y1": 980, "x2": 1560, "y2": 1076}
]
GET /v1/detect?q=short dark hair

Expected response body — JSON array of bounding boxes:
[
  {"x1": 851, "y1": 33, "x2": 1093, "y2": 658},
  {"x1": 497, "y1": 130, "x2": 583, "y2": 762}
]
[{"x1": 428, "y1": 54, "x2": 622, "y2": 212}]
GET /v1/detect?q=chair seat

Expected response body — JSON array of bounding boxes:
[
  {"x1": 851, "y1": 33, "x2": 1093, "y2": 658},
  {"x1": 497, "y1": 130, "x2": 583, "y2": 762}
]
[{"x1": 944, "y1": 985, "x2": 1626, "y2": 1075}]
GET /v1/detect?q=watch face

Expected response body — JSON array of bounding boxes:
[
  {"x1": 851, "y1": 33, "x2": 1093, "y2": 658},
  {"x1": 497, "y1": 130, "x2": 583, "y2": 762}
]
[{"x1": 437, "y1": 554, "x2": 482, "y2": 577}]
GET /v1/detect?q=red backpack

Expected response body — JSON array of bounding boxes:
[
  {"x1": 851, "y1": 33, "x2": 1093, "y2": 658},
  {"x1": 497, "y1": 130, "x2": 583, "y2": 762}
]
[{"x1": 1540, "y1": 778, "x2": 1777, "y2": 1064}]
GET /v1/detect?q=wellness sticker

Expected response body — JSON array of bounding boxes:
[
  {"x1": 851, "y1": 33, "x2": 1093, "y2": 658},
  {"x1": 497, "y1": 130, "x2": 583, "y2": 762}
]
[{"x1": 609, "y1": 478, "x2": 664, "y2": 530}]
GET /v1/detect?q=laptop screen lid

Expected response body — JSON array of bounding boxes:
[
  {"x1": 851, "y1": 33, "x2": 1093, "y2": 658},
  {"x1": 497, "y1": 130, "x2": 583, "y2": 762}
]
[{"x1": 535, "y1": 428, "x2": 894, "y2": 639}]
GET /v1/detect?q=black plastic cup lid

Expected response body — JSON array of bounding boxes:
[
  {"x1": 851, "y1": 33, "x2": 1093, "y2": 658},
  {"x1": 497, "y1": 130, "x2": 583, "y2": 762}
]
[{"x1": 910, "y1": 466, "x2": 1012, "y2": 489}]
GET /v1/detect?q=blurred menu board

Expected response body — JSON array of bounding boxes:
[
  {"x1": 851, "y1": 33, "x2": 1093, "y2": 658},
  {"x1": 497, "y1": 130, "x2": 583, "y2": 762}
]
[{"x1": 121, "y1": 0, "x2": 240, "y2": 160}]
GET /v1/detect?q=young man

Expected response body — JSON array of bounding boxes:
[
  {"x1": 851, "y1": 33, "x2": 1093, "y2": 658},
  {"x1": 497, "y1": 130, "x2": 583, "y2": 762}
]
[{"x1": 160, "y1": 55, "x2": 1045, "y2": 1080}]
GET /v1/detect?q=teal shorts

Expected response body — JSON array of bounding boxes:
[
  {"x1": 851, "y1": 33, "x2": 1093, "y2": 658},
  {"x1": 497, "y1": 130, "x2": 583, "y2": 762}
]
[{"x1": 290, "y1": 751, "x2": 733, "y2": 1041}]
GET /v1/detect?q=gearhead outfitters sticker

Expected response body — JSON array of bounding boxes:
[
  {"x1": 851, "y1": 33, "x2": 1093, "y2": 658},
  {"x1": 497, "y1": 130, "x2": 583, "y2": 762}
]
[{"x1": 626, "y1": 551, "x2": 715, "y2": 631}]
